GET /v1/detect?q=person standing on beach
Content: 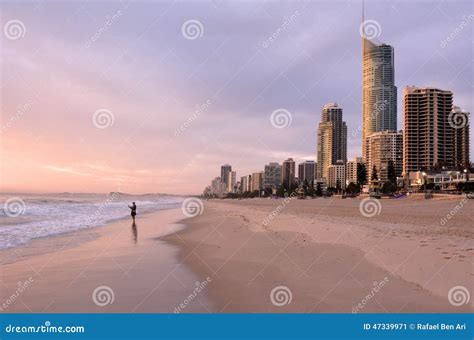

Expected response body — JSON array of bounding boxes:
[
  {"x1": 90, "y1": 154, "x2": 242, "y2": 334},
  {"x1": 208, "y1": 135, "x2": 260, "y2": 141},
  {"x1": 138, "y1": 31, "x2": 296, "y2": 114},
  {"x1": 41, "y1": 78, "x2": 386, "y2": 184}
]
[{"x1": 129, "y1": 202, "x2": 137, "y2": 223}]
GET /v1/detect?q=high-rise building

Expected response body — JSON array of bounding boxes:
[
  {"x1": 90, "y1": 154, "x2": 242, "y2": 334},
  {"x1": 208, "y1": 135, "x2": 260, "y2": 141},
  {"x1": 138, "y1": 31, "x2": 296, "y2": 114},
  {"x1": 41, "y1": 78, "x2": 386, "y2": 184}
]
[
  {"x1": 328, "y1": 161, "x2": 346, "y2": 190},
  {"x1": 403, "y1": 87, "x2": 456, "y2": 175},
  {"x1": 221, "y1": 164, "x2": 232, "y2": 187},
  {"x1": 264, "y1": 162, "x2": 282, "y2": 190},
  {"x1": 346, "y1": 157, "x2": 364, "y2": 186},
  {"x1": 366, "y1": 131, "x2": 403, "y2": 185},
  {"x1": 226, "y1": 170, "x2": 237, "y2": 193},
  {"x1": 281, "y1": 158, "x2": 296, "y2": 187},
  {"x1": 211, "y1": 176, "x2": 225, "y2": 197},
  {"x1": 362, "y1": 37, "x2": 397, "y2": 159},
  {"x1": 240, "y1": 174, "x2": 252, "y2": 193},
  {"x1": 452, "y1": 106, "x2": 470, "y2": 169},
  {"x1": 316, "y1": 103, "x2": 347, "y2": 181},
  {"x1": 251, "y1": 172, "x2": 264, "y2": 192},
  {"x1": 298, "y1": 160, "x2": 316, "y2": 184}
]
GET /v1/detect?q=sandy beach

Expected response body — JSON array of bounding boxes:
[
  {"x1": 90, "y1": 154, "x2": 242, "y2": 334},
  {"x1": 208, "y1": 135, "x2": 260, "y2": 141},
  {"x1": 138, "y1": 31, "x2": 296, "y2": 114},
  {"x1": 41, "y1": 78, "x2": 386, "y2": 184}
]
[
  {"x1": 0, "y1": 208, "x2": 213, "y2": 313},
  {"x1": 165, "y1": 195, "x2": 473, "y2": 313}
]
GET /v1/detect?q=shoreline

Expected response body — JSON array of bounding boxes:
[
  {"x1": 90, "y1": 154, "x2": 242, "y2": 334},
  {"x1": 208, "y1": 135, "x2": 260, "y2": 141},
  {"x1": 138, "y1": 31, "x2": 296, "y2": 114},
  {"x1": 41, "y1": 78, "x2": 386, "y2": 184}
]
[
  {"x1": 165, "y1": 197, "x2": 473, "y2": 313},
  {"x1": 0, "y1": 207, "x2": 213, "y2": 313}
]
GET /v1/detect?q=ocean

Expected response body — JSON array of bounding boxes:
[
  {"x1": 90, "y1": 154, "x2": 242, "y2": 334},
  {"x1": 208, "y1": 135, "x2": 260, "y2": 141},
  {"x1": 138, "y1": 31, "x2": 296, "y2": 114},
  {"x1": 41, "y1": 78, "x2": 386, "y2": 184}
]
[{"x1": 0, "y1": 192, "x2": 184, "y2": 250}]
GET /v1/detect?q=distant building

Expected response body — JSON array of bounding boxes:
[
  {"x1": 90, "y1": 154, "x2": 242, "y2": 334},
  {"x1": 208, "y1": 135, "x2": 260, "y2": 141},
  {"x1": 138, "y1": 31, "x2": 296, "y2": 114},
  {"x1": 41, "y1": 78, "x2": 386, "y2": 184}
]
[
  {"x1": 251, "y1": 172, "x2": 264, "y2": 192},
  {"x1": 298, "y1": 160, "x2": 316, "y2": 184},
  {"x1": 346, "y1": 157, "x2": 363, "y2": 186},
  {"x1": 452, "y1": 106, "x2": 470, "y2": 169},
  {"x1": 316, "y1": 103, "x2": 347, "y2": 181},
  {"x1": 226, "y1": 170, "x2": 237, "y2": 193},
  {"x1": 211, "y1": 176, "x2": 225, "y2": 197},
  {"x1": 264, "y1": 162, "x2": 282, "y2": 190},
  {"x1": 240, "y1": 174, "x2": 252, "y2": 193},
  {"x1": 366, "y1": 131, "x2": 403, "y2": 185},
  {"x1": 403, "y1": 87, "x2": 455, "y2": 175},
  {"x1": 221, "y1": 164, "x2": 232, "y2": 188},
  {"x1": 328, "y1": 161, "x2": 346, "y2": 190},
  {"x1": 362, "y1": 38, "x2": 397, "y2": 159},
  {"x1": 281, "y1": 158, "x2": 296, "y2": 187}
]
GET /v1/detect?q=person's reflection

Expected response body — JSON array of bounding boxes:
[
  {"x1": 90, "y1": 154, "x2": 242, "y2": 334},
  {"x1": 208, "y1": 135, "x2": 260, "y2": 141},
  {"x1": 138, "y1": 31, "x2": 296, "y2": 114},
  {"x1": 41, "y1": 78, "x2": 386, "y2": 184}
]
[{"x1": 131, "y1": 222, "x2": 138, "y2": 244}]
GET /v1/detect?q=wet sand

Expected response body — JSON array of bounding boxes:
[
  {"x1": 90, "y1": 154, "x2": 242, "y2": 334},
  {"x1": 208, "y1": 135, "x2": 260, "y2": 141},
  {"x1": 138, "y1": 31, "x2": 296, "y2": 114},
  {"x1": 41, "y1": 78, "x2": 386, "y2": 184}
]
[
  {"x1": 0, "y1": 208, "x2": 213, "y2": 313},
  {"x1": 164, "y1": 195, "x2": 473, "y2": 313}
]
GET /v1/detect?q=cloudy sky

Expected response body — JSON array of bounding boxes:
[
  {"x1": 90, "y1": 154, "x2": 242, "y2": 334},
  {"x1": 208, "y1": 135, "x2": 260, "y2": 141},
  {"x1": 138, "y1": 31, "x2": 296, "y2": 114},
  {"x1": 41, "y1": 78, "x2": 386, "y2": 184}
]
[{"x1": 1, "y1": 0, "x2": 472, "y2": 194}]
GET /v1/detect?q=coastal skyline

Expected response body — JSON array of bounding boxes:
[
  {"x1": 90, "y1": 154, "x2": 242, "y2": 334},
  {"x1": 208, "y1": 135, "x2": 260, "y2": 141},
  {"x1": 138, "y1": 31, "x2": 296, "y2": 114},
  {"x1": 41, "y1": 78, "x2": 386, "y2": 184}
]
[{"x1": 1, "y1": 1, "x2": 473, "y2": 195}]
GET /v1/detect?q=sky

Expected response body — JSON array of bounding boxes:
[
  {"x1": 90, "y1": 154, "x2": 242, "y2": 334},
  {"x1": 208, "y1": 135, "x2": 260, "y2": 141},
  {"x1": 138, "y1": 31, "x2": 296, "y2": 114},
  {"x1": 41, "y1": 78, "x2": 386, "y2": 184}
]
[{"x1": 1, "y1": 0, "x2": 472, "y2": 195}]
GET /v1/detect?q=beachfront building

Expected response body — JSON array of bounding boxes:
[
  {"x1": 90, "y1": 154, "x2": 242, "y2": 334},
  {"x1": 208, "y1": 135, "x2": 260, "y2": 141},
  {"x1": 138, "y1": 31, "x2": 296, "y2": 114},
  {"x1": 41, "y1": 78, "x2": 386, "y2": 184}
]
[
  {"x1": 328, "y1": 161, "x2": 346, "y2": 190},
  {"x1": 403, "y1": 87, "x2": 456, "y2": 175},
  {"x1": 240, "y1": 174, "x2": 252, "y2": 193},
  {"x1": 264, "y1": 162, "x2": 282, "y2": 190},
  {"x1": 346, "y1": 157, "x2": 363, "y2": 186},
  {"x1": 251, "y1": 172, "x2": 264, "y2": 193},
  {"x1": 211, "y1": 176, "x2": 225, "y2": 197},
  {"x1": 281, "y1": 158, "x2": 296, "y2": 187},
  {"x1": 226, "y1": 170, "x2": 237, "y2": 193},
  {"x1": 452, "y1": 106, "x2": 470, "y2": 169},
  {"x1": 365, "y1": 131, "x2": 403, "y2": 185},
  {"x1": 221, "y1": 164, "x2": 232, "y2": 188},
  {"x1": 407, "y1": 171, "x2": 467, "y2": 191},
  {"x1": 298, "y1": 160, "x2": 316, "y2": 184},
  {"x1": 316, "y1": 103, "x2": 347, "y2": 181},
  {"x1": 362, "y1": 37, "x2": 397, "y2": 160}
]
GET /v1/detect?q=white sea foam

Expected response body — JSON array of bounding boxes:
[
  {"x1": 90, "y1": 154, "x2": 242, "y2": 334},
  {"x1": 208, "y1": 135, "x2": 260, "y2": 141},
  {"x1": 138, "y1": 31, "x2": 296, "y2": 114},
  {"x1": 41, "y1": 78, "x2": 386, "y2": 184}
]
[{"x1": 0, "y1": 193, "x2": 184, "y2": 249}]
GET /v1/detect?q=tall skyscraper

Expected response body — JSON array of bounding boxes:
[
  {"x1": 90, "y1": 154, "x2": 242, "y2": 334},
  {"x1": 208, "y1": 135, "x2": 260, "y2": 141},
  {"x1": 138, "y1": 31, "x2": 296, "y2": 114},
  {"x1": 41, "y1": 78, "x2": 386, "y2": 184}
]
[
  {"x1": 366, "y1": 131, "x2": 403, "y2": 185},
  {"x1": 298, "y1": 160, "x2": 316, "y2": 183},
  {"x1": 316, "y1": 103, "x2": 347, "y2": 181},
  {"x1": 220, "y1": 164, "x2": 232, "y2": 187},
  {"x1": 226, "y1": 170, "x2": 237, "y2": 193},
  {"x1": 362, "y1": 33, "x2": 397, "y2": 159},
  {"x1": 264, "y1": 162, "x2": 282, "y2": 190},
  {"x1": 281, "y1": 158, "x2": 296, "y2": 187},
  {"x1": 251, "y1": 172, "x2": 264, "y2": 192},
  {"x1": 403, "y1": 87, "x2": 456, "y2": 175},
  {"x1": 452, "y1": 106, "x2": 470, "y2": 169}
]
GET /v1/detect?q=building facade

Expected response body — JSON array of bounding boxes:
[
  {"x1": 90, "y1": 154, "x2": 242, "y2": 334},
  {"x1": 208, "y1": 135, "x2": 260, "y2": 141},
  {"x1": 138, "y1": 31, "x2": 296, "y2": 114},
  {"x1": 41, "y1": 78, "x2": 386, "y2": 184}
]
[
  {"x1": 346, "y1": 157, "x2": 363, "y2": 186},
  {"x1": 281, "y1": 158, "x2": 296, "y2": 187},
  {"x1": 316, "y1": 103, "x2": 347, "y2": 181},
  {"x1": 264, "y1": 162, "x2": 282, "y2": 190},
  {"x1": 251, "y1": 172, "x2": 264, "y2": 192},
  {"x1": 403, "y1": 87, "x2": 456, "y2": 175},
  {"x1": 328, "y1": 161, "x2": 346, "y2": 190},
  {"x1": 226, "y1": 170, "x2": 237, "y2": 193},
  {"x1": 298, "y1": 160, "x2": 316, "y2": 184},
  {"x1": 366, "y1": 131, "x2": 403, "y2": 185},
  {"x1": 362, "y1": 38, "x2": 397, "y2": 159},
  {"x1": 220, "y1": 164, "x2": 232, "y2": 188},
  {"x1": 452, "y1": 106, "x2": 470, "y2": 169}
]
